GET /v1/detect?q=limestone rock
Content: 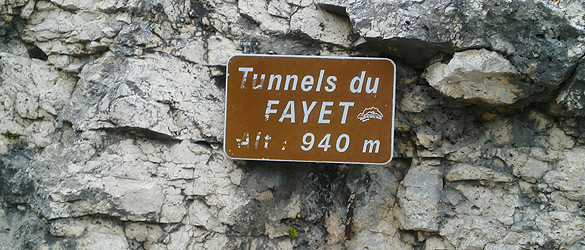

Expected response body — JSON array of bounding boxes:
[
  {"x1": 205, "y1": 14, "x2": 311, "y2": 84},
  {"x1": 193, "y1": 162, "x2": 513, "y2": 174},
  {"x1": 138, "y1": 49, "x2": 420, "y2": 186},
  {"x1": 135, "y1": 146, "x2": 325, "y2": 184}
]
[
  {"x1": 423, "y1": 49, "x2": 527, "y2": 105},
  {"x1": 207, "y1": 35, "x2": 241, "y2": 66},
  {"x1": 0, "y1": 207, "x2": 49, "y2": 250},
  {"x1": 348, "y1": 0, "x2": 585, "y2": 90},
  {"x1": 345, "y1": 166, "x2": 412, "y2": 250},
  {"x1": 396, "y1": 164, "x2": 443, "y2": 232},
  {"x1": 528, "y1": 110, "x2": 553, "y2": 131},
  {"x1": 543, "y1": 148, "x2": 585, "y2": 202},
  {"x1": 548, "y1": 126, "x2": 575, "y2": 150},
  {"x1": 124, "y1": 222, "x2": 164, "y2": 245},
  {"x1": 415, "y1": 126, "x2": 442, "y2": 150},
  {"x1": 238, "y1": 0, "x2": 289, "y2": 35},
  {"x1": 0, "y1": 0, "x2": 28, "y2": 21},
  {"x1": 290, "y1": 4, "x2": 352, "y2": 47},
  {"x1": 71, "y1": 218, "x2": 129, "y2": 249},
  {"x1": 440, "y1": 184, "x2": 521, "y2": 248},
  {"x1": 60, "y1": 52, "x2": 224, "y2": 142},
  {"x1": 0, "y1": 52, "x2": 74, "y2": 118},
  {"x1": 399, "y1": 84, "x2": 439, "y2": 113},
  {"x1": 264, "y1": 222, "x2": 289, "y2": 239},
  {"x1": 113, "y1": 20, "x2": 163, "y2": 56},
  {"x1": 316, "y1": 0, "x2": 354, "y2": 16},
  {"x1": 0, "y1": 52, "x2": 75, "y2": 152},
  {"x1": 556, "y1": 60, "x2": 585, "y2": 116},
  {"x1": 23, "y1": 2, "x2": 123, "y2": 56},
  {"x1": 188, "y1": 200, "x2": 225, "y2": 232},
  {"x1": 533, "y1": 211, "x2": 585, "y2": 247},
  {"x1": 505, "y1": 150, "x2": 551, "y2": 184},
  {"x1": 446, "y1": 163, "x2": 512, "y2": 183},
  {"x1": 30, "y1": 127, "x2": 249, "y2": 231},
  {"x1": 49, "y1": 0, "x2": 132, "y2": 12},
  {"x1": 50, "y1": 218, "x2": 87, "y2": 237},
  {"x1": 425, "y1": 236, "x2": 455, "y2": 250},
  {"x1": 175, "y1": 39, "x2": 207, "y2": 64}
]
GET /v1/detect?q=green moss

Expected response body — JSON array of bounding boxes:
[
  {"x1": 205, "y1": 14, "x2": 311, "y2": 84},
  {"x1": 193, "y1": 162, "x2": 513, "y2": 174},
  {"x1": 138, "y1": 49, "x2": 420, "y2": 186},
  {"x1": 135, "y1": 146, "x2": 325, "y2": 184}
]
[
  {"x1": 288, "y1": 226, "x2": 299, "y2": 238},
  {"x1": 2, "y1": 131, "x2": 21, "y2": 140}
]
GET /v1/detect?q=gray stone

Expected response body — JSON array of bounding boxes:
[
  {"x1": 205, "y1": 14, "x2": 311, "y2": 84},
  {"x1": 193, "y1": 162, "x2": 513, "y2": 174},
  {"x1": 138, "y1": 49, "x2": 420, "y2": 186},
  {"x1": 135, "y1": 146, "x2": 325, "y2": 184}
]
[
  {"x1": 543, "y1": 148, "x2": 585, "y2": 202},
  {"x1": 396, "y1": 164, "x2": 443, "y2": 232},
  {"x1": 0, "y1": 0, "x2": 28, "y2": 20},
  {"x1": 315, "y1": 0, "x2": 354, "y2": 16},
  {"x1": 238, "y1": 0, "x2": 289, "y2": 35},
  {"x1": 264, "y1": 222, "x2": 289, "y2": 239},
  {"x1": 0, "y1": 52, "x2": 75, "y2": 152},
  {"x1": 207, "y1": 34, "x2": 241, "y2": 66},
  {"x1": 348, "y1": 0, "x2": 585, "y2": 91},
  {"x1": 175, "y1": 39, "x2": 207, "y2": 64},
  {"x1": 113, "y1": 21, "x2": 163, "y2": 55},
  {"x1": 399, "y1": 84, "x2": 440, "y2": 113},
  {"x1": 23, "y1": 2, "x2": 123, "y2": 57},
  {"x1": 423, "y1": 49, "x2": 527, "y2": 105},
  {"x1": 73, "y1": 218, "x2": 129, "y2": 249},
  {"x1": 534, "y1": 211, "x2": 585, "y2": 247},
  {"x1": 346, "y1": 166, "x2": 412, "y2": 249},
  {"x1": 0, "y1": 207, "x2": 49, "y2": 250},
  {"x1": 50, "y1": 219, "x2": 86, "y2": 237},
  {"x1": 290, "y1": 4, "x2": 352, "y2": 47},
  {"x1": 60, "y1": 52, "x2": 225, "y2": 142},
  {"x1": 556, "y1": 60, "x2": 585, "y2": 116},
  {"x1": 189, "y1": 200, "x2": 225, "y2": 232},
  {"x1": 485, "y1": 243, "x2": 520, "y2": 250},
  {"x1": 267, "y1": 1, "x2": 293, "y2": 19},
  {"x1": 446, "y1": 163, "x2": 512, "y2": 183},
  {"x1": 440, "y1": 184, "x2": 521, "y2": 249},
  {"x1": 425, "y1": 236, "x2": 455, "y2": 250},
  {"x1": 514, "y1": 156, "x2": 551, "y2": 184},
  {"x1": 124, "y1": 222, "x2": 164, "y2": 245},
  {"x1": 527, "y1": 110, "x2": 553, "y2": 131},
  {"x1": 415, "y1": 126, "x2": 442, "y2": 150},
  {"x1": 548, "y1": 126, "x2": 575, "y2": 150},
  {"x1": 20, "y1": 0, "x2": 35, "y2": 19}
]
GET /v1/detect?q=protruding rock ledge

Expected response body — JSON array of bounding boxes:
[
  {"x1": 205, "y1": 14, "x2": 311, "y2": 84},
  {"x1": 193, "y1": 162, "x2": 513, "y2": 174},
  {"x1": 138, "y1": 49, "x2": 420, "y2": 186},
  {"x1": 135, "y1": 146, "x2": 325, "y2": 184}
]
[{"x1": 423, "y1": 49, "x2": 528, "y2": 105}]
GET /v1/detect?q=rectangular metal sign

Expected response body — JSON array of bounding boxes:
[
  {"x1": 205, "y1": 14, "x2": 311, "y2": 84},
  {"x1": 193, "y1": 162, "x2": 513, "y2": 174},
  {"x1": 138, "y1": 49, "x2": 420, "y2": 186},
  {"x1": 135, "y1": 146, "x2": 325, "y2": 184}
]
[{"x1": 224, "y1": 54, "x2": 396, "y2": 165}]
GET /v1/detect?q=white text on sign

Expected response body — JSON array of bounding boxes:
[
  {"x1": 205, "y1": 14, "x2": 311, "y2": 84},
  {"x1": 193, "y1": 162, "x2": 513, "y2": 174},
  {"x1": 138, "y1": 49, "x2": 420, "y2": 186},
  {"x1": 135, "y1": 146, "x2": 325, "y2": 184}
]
[
  {"x1": 224, "y1": 55, "x2": 396, "y2": 164},
  {"x1": 239, "y1": 67, "x2": 379, "y2": 94},
  {"x1": 265, "y1": 101, "x2": 354, "y2": 124}
]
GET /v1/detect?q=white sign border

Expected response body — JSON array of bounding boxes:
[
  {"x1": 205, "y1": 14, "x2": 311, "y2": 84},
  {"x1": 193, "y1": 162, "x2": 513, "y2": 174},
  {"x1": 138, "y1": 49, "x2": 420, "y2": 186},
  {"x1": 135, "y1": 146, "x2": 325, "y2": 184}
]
[{"x1": 223, "y1": 54, "x2": 397, "y2": 165}]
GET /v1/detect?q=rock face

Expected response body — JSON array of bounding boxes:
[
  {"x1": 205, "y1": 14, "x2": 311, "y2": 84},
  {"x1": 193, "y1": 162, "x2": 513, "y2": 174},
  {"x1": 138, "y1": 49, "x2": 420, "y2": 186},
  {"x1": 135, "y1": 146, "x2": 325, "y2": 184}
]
[
  {"x1": 0, "y1": 52, "x2": 75, "y2": 153},
  {"x1": 1, "y1": 0, "x2": 585, "y2": 249},
  {"x1": 423, "y1": 49, "x2": 527, "y2": 105},
  {"x1": 348, "y1": 0, "x2": 585, "y2": 85},
  {"x1": 60, "y1": 53, "x2": 224, "y2": 142},
  {"x1": 557, "y1": 60, "x2": 585, "y2": 116},
  {"x1": 396, "y1": 164, "x2": 443, "y2": 232}
]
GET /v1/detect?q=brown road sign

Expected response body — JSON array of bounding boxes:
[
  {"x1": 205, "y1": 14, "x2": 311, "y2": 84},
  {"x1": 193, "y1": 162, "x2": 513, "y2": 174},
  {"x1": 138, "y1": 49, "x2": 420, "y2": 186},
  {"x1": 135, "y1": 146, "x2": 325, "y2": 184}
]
[{"x1": 224, "y1": 54, "x2": 396, "y2": 165}]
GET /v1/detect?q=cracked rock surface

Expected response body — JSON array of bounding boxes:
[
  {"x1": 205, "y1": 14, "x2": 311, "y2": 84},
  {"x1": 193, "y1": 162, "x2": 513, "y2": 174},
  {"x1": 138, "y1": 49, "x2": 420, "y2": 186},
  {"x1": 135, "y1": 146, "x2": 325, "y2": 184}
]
[{"x1": 1, "y1": 0, "x2": 585, "y2": 249}]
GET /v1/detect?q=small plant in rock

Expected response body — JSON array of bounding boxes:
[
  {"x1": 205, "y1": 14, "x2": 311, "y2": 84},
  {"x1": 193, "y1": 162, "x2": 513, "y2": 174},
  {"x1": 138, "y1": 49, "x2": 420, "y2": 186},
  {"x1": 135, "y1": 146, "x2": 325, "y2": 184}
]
[
  {"x1": 2, "y1": 131, "x2": 21, "y2": 140},
  {"x1": 288, "y1": 226, "x2": 299, "y2": 238}
]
